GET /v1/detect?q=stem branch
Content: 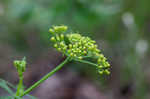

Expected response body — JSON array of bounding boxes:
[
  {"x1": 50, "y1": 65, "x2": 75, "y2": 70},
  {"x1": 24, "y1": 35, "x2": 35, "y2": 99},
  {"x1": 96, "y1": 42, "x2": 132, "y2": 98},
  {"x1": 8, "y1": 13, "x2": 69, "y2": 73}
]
[
  {"x1": 74, "y1": 59, "x2": 98, "y2": 67},
  {"x1": 20, "y1": 57, "x2": 70, "y2": 97}
]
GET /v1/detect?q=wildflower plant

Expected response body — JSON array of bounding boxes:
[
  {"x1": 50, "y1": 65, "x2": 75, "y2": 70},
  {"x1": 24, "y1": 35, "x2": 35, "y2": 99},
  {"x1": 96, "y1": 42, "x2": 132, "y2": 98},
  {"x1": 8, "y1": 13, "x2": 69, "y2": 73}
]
[
  {"x1": 14, "y1": 57, "x2": 26, "y2": 97},
  {"x1": 50, "y1": 25, "x2": 110, "y2": 74},
  {"x1": 0, "y1": 25, "x2": 111, "y2": 99}
]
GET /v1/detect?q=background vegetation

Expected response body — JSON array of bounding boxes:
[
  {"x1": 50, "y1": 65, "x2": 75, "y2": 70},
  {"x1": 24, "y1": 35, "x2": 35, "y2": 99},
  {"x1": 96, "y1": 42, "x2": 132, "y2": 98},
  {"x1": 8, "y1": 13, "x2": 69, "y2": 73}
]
[{"x1": 0, "y1": 0, "x2": 150, "y2": 99}]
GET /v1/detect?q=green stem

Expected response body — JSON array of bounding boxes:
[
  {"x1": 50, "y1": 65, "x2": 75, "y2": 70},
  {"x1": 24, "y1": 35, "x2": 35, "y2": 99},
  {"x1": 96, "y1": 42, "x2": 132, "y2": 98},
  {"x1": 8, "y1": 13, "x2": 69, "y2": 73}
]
[
  {"x1": 16, "y1": 77, "x2": 23, "y2": 95},
  {"x1": 74, "y1": 59, "x2": 98, "y2": 67},
  {"x1": 15, "y1": 73, "x2": 24, "y2": 99},
  {"x1": 20, "y1": 57, "x2": 70, "y2": 97}
]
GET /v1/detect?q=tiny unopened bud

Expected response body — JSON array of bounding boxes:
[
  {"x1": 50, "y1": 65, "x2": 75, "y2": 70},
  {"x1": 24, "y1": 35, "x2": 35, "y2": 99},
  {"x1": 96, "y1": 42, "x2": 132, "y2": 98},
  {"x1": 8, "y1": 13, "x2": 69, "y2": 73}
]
[
  {"x1": 78, "y1": 56, "x2": 83, "y2": 60},
  {"x1": 56, "y1": 35, "x2": 60, "y2": 41},
  {"x1": 14, "y1": 60, "x2": 20, "y2": 68},
  {"x1": 98, "y1": 70, "x2": 103, "y2": 74},
  {"x1": 54, "y1": 44, "x2": 58, "y2": 48},
  {"x1": 49, "y1": 29, "x2": 54, "y2": 34},
  {"x1": 51, "y1": 37, "x2": 56, "y2": 42},
  {"x1": 13, "y1": 57, "x2": 27, "y2": 73},
  {"x1": 57, "y1": 48, "x2": 61, "y2": 51},
  {"x1": 104, "y1": 70, "x2": 110, "y2": 75},
  {"x1": 60, "y1": 34, "x2": 64, "y2": 40},
  {"x1": 98, "y1": 65, "x2": 103, "y2": 69}
]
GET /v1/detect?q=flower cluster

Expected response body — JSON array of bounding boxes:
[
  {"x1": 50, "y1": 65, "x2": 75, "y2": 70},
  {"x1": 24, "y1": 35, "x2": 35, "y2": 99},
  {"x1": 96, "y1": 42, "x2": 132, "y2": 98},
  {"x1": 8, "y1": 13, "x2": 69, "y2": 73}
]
[
  {"x1": 66, "y1": 34, "x2": 98, "y2": 59},
  {"x1": 97, "y1": 54, "x2": 110, "y2": 74},
  {"x1": 49, "y1": 25, "x2": 110, "y2": 75},
  {"x1": 14, "y1": 57, "x2": 26, "y2": 76},
  {"x1": 50, "y1": 26, "x2": 68, "y2": 53}
]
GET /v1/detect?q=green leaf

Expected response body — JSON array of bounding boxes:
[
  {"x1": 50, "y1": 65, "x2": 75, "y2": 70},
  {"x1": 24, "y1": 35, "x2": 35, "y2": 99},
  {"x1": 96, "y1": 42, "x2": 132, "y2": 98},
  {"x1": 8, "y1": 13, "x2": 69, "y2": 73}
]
[
  {"x1": 0, "y1": 96, "x2": 13, "y2": 99},
  {"x1": 0, "y1": 96, "x2": 23, "y2": 99},
  {"x1": 0, "y1": 79, "x2": 36, "y2": 99},
  {"x1": 0, "y1": 79, "x2": 14, "y2": 95}
]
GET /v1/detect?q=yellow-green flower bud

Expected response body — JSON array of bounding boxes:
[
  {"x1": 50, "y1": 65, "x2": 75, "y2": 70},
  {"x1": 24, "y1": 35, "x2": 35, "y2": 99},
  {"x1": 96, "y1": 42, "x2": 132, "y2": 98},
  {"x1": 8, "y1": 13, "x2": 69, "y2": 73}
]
[
  {"x1": 57, "y1": 48, "x2": 61, "y2": 51},
  {"x1": 60, "y1": 34, "x2": 64, "y2": 40},
  {"x1": 104, "y1": 70, "x2": 110, "y2": 75},
  {"x1": 106, "y1": 62, "x2": 110, "y2": 67},
  {"x1": 54, "y1": 44, "x2": 58, "y2": 48},
  {"x1": 98, "y1": 70, "x2": 104, "y2": 74},
  {"x1": 98, "y1": 65, "x2": 103, "y2": 69},
  {"x1": 56, "y1": 35, "x2": 60, "y2": 41},
  {"x1": 21, "y1": 60, "x2": 26, "y2": 72},
  {"x1": 95, "y1": 49, "x2": 100, "y2": 53},
  {"x1": 60, "y1": 42, "x2": 64, "y2": 46},
  {"x1": 69, "y1": 44, "x2": 72, "y2": 48},
  {"x1": 99, "y1": 54, "x2": 104, "y2": 58},
  {"x1": 13, "y1": 57, "x2": 27, "y2": 73},
  {"x1": 97, "y1": 58, "x2": 101, "y2": 63},
  {"x1": 78, "y1": 56, "x2": 82, "y2": 60},
  {"x1": 73, "y1": 54, "x2": 77, "y2": 57},
  {"x1": 50, "y1": 37, "x2": 56, "y2": 42},
  {"x1": 53, "y1": 25, "x2": 68, "y2": 33},
  {"x1": 49, "y1": 29, "x2": 54, "y2": 34},
  {"x1": 70, "y1": 53, "x2": 74, "y2": 56},
  {"x1": 62, "y1": 46, "x2": 67, "y2": 50},
  {"x1": 83, "y1": 51, "x2": 87, "y2": 54},
  {"x1": 14, "y1": 60, "x2": 20, "y2": 69}
]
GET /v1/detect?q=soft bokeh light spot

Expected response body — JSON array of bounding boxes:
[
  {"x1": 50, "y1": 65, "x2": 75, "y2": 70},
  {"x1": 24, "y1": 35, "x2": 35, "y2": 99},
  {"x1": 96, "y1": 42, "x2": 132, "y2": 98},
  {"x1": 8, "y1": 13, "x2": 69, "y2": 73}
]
[{"x1": 136, "y1": 39, "x2": 148, "y2": 56}]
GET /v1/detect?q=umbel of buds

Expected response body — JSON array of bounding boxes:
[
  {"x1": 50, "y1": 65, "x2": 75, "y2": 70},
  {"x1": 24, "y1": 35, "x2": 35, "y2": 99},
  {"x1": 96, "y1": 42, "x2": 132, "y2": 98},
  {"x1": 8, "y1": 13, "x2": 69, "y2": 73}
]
[
  {"x1": 14, "y1": 57, "x2": 26, "y2": 76},
  {"x1": 49, "y1": 25, "x2": 110, "y2": 75}
]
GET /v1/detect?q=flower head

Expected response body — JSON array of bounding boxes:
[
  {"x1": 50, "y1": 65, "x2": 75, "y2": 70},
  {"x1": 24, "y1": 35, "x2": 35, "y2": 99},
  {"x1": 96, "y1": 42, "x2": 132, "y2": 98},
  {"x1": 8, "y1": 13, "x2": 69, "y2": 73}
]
[
  {"x1": 49, "y1": 25, "x2": 110, "y2": 75},
  {"x1": 14, "y1": 57, "x2": 26, "y2": 73}
]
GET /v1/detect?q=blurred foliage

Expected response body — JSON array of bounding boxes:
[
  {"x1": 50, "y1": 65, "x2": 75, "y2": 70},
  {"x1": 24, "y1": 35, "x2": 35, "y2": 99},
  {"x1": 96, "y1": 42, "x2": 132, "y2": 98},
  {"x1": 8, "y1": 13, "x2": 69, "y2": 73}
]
[
  {"x1": 0, "y1": 79, "x2": 36, "y2": 98},
  {"x1": 0, "y1": 0, "x2": 150, "y2": 99}
]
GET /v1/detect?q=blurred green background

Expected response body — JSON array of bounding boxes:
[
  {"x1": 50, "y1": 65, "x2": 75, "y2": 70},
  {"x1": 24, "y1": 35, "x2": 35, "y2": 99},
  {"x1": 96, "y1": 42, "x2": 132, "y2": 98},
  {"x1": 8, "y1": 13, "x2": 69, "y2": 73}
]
[{"x1": 0, "y1": 0, "x2": 150, "y2": 99}]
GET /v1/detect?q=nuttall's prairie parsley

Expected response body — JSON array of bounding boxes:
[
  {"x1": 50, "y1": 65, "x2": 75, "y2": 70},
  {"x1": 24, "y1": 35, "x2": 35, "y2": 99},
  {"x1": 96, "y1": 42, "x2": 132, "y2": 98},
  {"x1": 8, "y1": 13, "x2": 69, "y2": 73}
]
[
  {"x1": 49, "y1": 25, "x2": 110, "y2": 75},
  {"x1": 14, "y1": 57, "x2": 26, "y2": 75},
  {"x1": 13, "y1": 57, "x2": 27, "y2": 98},
  {"x1": 0, "y1": 25, "x2": 111, "y2": 99}
]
